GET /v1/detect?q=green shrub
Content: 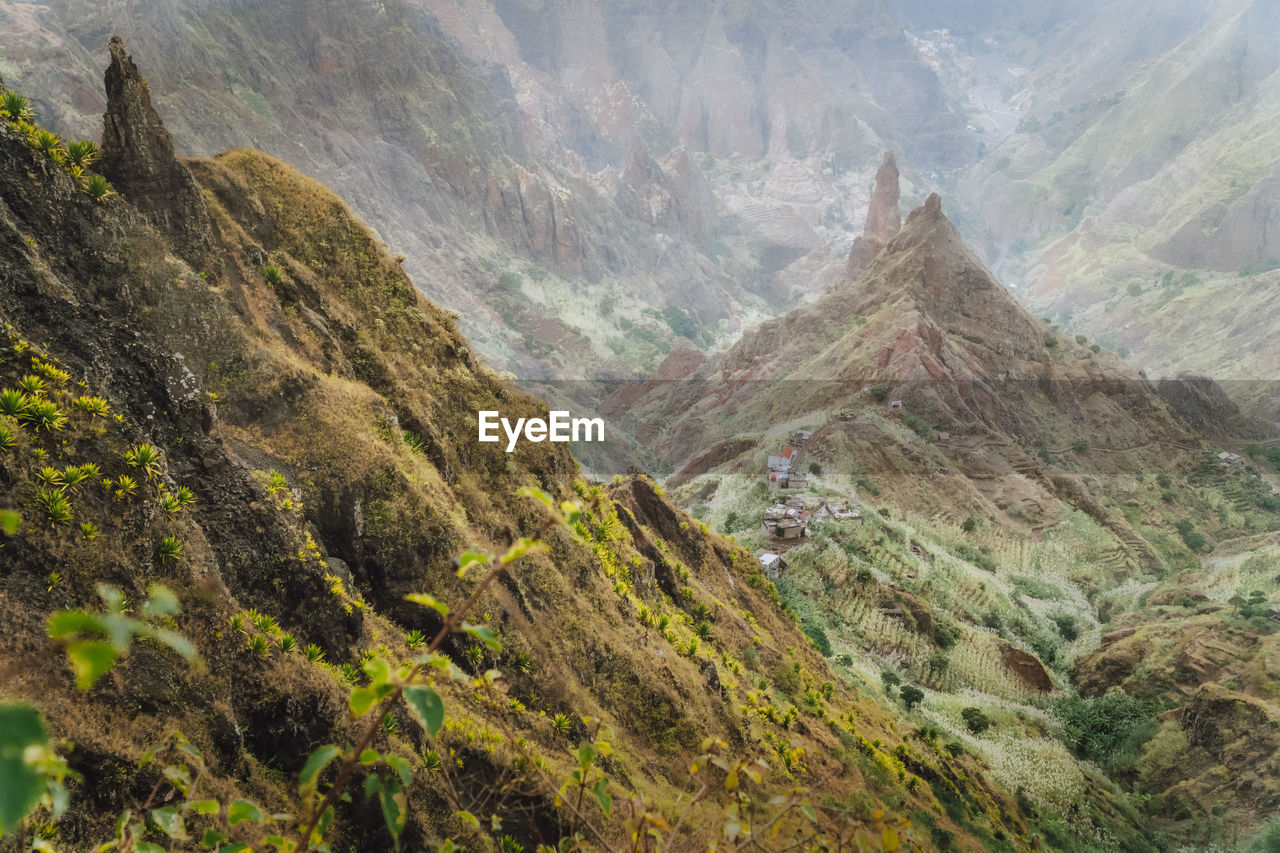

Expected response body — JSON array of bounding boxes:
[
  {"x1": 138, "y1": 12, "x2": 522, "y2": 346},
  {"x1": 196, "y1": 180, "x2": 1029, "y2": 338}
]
[
  {"x1": 961, "y1": 707, "x2": 991, "y2": 734},
  {"x1": 902, "y1": 412, "x2": 935, "y2": 440},
  {"x1": 1056, "y1": 689, "x2": 1156, "y2": 771},
  {"x1": 802, "y1": 623, "x2": 832, "y2": 657},
  {"x1": 82, "y1": 173, "x2": 115, "y2": 202},
  {"x1": 932, "y1": 623, "x2": 961, "y2": 649},
  {"x1": 961, "y1": 515, "x2": 977, "y2": 533},
  {"x1": 1175, "y1": 519, "x2": 1208, "y2": 552},
  {"x1": 901, "y1": 685, "x2": 924, "y2": 711}
]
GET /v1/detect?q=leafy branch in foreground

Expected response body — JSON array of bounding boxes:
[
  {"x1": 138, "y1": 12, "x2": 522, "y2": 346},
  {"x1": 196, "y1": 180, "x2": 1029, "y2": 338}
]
[
  {"x1": 292, "y1": 486, "x2": 580, "y2": 852},
  {"x1": 0, "y1": 583, "x2": 197, "y2": 842}
]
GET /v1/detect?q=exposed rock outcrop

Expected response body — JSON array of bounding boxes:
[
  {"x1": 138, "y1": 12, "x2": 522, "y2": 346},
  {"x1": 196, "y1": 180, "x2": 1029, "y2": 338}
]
[
  {"x1": 846, "y1": 151, "x2": 901, "y2": 276},
  {"x1": 617, "y1": 140, "x2": 717, "y2": 238},
  {"x1": 100, "y1": 36, "x2": 214, "y2": 267},
  {"x1": 1000, "y1": 643, "x2": 1054, "y2": 692}
]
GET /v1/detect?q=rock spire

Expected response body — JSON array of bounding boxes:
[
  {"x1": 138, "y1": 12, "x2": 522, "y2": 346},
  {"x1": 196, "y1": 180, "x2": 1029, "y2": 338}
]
[
  {"x1": 846, "y1": 151, "x2": 901, "y2": 277},
  {"x1": 100, "y1": 36, "x2": 214, "y2": 266}
]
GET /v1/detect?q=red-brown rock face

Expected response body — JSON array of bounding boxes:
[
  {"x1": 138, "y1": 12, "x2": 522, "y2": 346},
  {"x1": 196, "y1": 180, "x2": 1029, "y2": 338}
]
[{"x1": 847, "y1": 151, "x2": 901, "y2": 276}]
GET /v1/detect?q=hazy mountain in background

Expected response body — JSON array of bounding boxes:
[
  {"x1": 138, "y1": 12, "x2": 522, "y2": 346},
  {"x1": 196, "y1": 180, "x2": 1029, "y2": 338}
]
[
  {"x1": 932, "y1": 0, "x2": 1280, "y2": 416},
  {"x1": 1, "y1": 0, "x2": 979, "y2": 381}
]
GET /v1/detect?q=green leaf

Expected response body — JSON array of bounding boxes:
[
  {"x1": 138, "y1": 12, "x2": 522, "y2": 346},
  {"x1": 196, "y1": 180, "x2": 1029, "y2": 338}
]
[
  {"x1": 455, "y1": 550, "x2": 488, "y2": 578},
  {"x1": 201, "y1": 829, "x2": 227, "y2": 848},
  {"x1": 299, "y1": 745, "x2": 340, "y2": 789},
  {"x1": 379, "y1": 776, "x2": 407, "y2": 842},
  {"x1": 462, "y1": 623, "x2": 501, "y2": 652},
  {"x1": 215, "y1": 844, "x2": 250, "y2": 853},
  {"x1": 577, "y1": 742, "x2": 596, "y2": 771},
  {"x1": 227, "y1": 799, "x2": 263, "y2": 825},
  {"x1": 498, "y1": 537, "x2": 542, "y2": 565},
  {"x1": 457, "y1": 810, "x2": 480, "y2": 829},
  {"x1": 359, "y1": 749, "x2": 381, "y2": 765},
  {"x1": 800, "y1": 801, "x2": 817, "y2": 823},
  {"x1": 0, "y1": 509, "x2": 19, "y2": 535},
  {"x1": 265, "y1": 834, "x2": 297, "y2": 852},
  {"x1": 67, "y1": 640, "x2": 119, "y2": 690},
  {"x1": 47, "y1": 610, "x2": 105, "y2": 640},
  {"x1": 591, "y1": 778, "x2": 612, "y2": 817},
  {"x1": 385, "y1": 754, "x2": 412, "y2": 787},
  {"x1": 142, "y1": 626, "x2": 198, "y2": 662},
  {"x1": 362, "y1": 655, "x2": 393, "y2": 687},
  {"x1": 135, "y1": 843, "x2": 166, "y2": 853},
  {"x1": 0, "y1": 704, "x2": 48, "y2": 836},
  {"x1": 349, "y1": 686, "x2": 379, "y2": 718},
  {"x1": 517, "y1": 486, "x2": 553, "y2": 507},
  {"x1": 363, "y1": 774, "x2": 382, "y2": 798},
  {"x1": 403, "y1": 685, "x2": 445, "y2": 737},
  {"x1": 150, "y1": 806, "x2": 186, "y2": 840},
  {"x1": 404, "y1": 592, "x2": 449, "y2": 616},
  {"x1": 186, "y1": 799, "x2": 219, "y2": 815},
  {"x1": 143, "y1": 585, "x2": 181, "y2": 616}
]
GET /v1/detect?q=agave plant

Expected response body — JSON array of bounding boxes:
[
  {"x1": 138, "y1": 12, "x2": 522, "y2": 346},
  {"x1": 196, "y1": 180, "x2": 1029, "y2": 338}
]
[
  {"x1": 303, "y1": 643, "x2": 325, "y2": 663},
  {"x1": 402, "y1": 430, "x2": 427, "y2": 454},
  {"x1": 19, "y1": 399, "x2": 67, "y2": 432},
  {"x1": 31, "y1": 130, "x2": 64, "y2": 163},
  {"x1": 262, "y1": 265, "x2": 283, "y2": 287},
  {"x1": 175, "y1": 485, "x2": 196, "y2": 506},
  {"x1": 0, "y1": 388, "x2": 30, "y2": 417},
  {"x1": 405, "y1": 629, "x2": 426, "y2": 650},
  {"x1": 251, "y1": 612, "x2": 278, "y2": 634},
  {"x1": 159, "y1": 493, "x2": 182, "y2": 517},
  {"x1": 64, "y1": 140, "x2": 99, "y2": 169},
  {"x1": 79, "y1": 521, "x2": 99, "y2": 541},
  {"x1": 123, "y1": 443, "x2": 163, "y2": 480},
  {"x1": 73, "y1": 395, "x2": 110, "y2": 418},
  {"x1": 62, "y1": 465, "x2": 93, "y2": 490},
  {"x1": 0, "y1": 426, "x2": 14, "y2": 452},
  {"x1": 34, "y1": 488, "x2": 72, "y2": 526},
  {"x1": 32, "y1": 360, "x2": 71, "y2": 383},
  {"x1": 78, "y1": 462, "x2": 103, "y2": 480},
  {"x1": 34, "y1": 466, "x2": 66, "y2": 489},
  {"x1": 82, "y1": 174, "x2": 115, "y2": 203},
  {"x1": 0, "y1": 90, "x2": 33, "y2": 124},
  {"x1": 17, "y1": 375, "x2": 45, "y2": 396},
  {"x1": 247, "y1": 634, "x2": 271, "y2": 660},
  {"x1": 113, "y1": 474, "x2": 139, "y2": 500},
  {"x1": 277, "y1": 634, "x2": 298, "y2": 654},
  {"x1": 158, "y1": 535, "x2": 182, "y2": 562}
]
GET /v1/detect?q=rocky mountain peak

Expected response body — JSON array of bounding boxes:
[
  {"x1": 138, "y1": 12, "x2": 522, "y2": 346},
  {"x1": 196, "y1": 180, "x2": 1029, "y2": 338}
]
[
  {"x1": 100, "y1": 36, "x2": 214, "y2": 266},
  {"x1": 865, "y1": 151, "x2": 902, "y2": 241},
  {"x1": 846, "y1": 150, "x2": 901, "y2": 276}
]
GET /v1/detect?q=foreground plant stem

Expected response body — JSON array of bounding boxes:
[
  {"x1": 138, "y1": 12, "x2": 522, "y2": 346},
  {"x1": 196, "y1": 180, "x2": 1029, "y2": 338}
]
[{"x1": 298, "y1": 517, "x2": 556, "y2": 850}]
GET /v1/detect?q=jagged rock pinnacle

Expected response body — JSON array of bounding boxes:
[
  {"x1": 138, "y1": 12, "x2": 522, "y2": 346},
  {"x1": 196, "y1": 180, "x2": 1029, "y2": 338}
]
[
  {"x1": 100, "y1": 36, "x2": 214, "y2": 267},
  {"x1": 864, "y1": 151, "x2": 901, "y2": 243},
  {"x1": 846, "y1": 151, "x2": 902, "y2": 277}
]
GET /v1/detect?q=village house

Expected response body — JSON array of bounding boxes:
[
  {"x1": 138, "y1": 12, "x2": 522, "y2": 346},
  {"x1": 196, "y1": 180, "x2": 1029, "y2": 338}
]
[{"x1": 757, "y1": 552, "x2": 787, "y2": 577}]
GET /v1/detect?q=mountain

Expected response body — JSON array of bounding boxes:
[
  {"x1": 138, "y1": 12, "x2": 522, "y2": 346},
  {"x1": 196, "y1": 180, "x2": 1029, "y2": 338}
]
[
  {"x1": 931, "y1": 0, "x2": 1280, "y2": 418},
  {"x1": 0, "y1": 0, "x2": 983, "y2": 383},
  {"x1": 0, "y1": 41, "x2": 1081, "y2": 852},
  {"x1": 609, "y1": 160, "x2": 1280, "y2": 846}
]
